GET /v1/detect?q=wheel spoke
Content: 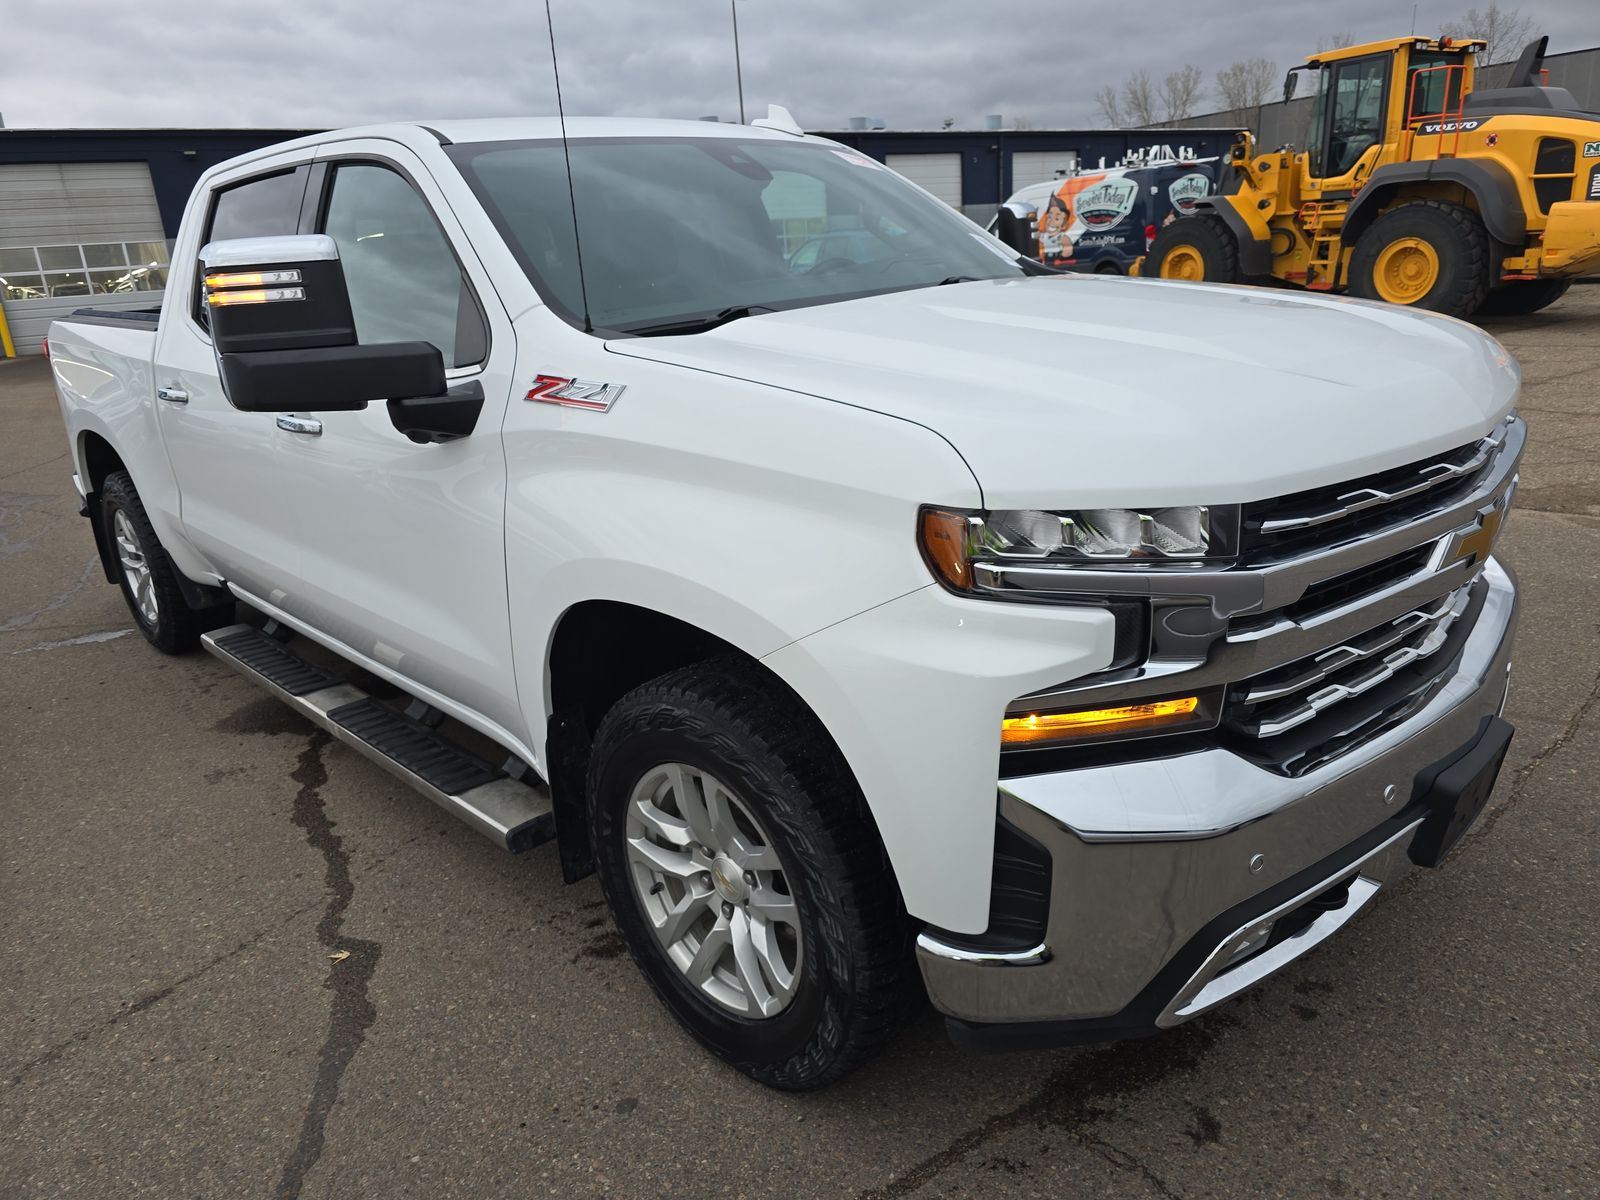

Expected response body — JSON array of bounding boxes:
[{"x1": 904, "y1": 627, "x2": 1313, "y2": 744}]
[
  {"x1": 654, "y1": 890, "x2": 704, "y2": 948},
  {"x1": 729, "y1": 838, "x2": 782, "y2": 872},
  {"x1": 747, "y1": 884, "x2": 798, "y2": 926},
  {"x1": 747, "y1": 910, "x2": 799, "y2": 1003},
  {"x1": 625, "y1": 834, "x2": 698, "y2": 879},
  {"x1": 632, "y1": 793, "x2": 692, "y2": 848},
  {"x1": 730, "y1": 909, "x2": 780, "y2": 1017},
  {"x1": 670, "y1": 764, "x2": 719, "y2": 849},
  {"x1": 684, "y1": 918, "x2": 730, "y2": 987}
]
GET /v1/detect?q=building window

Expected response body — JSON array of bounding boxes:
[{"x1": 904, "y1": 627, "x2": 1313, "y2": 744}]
[{"x1": 0, "y1": 241, "x2": 170, "y2": 301}]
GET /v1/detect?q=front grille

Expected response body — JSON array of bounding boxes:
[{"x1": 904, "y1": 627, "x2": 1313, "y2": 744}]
[
  {"x1": 1240, "y1": 427, "x2": 1504, "y2": 562},
  {"x1": 1221, "y1": 579, "x2": 1484, "y2": 776}
]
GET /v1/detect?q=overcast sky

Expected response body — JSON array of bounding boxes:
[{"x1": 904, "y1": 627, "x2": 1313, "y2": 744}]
[{"x1": 2, "y1": 1, "x2": 1593, "y2": 132}]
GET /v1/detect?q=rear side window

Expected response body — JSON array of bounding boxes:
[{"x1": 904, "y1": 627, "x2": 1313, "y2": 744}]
[
  {"x1": 195, "y1": 167, "x2": 310, "y2": 325},
  {"x1": 320, "y1": 164, "x2": 487, "y2": 368}
]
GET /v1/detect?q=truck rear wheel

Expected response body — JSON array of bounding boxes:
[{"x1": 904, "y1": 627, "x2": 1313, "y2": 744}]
[
  {"x1": 1144, "y1": 213, "x2": 1240, "y2": 284},
  {"x1": 587, "y1": 657, "x2": 909, "y2": 1090},
  {"x1": 1348, "y1": 200, "x2": 1491, "y2": 317},
  {"x1": 1476, "y1": 277, "x2": 1572, "y2": 317},
  {"x1": 100, "y1": 470, "x2": 231, "y2": 654}
]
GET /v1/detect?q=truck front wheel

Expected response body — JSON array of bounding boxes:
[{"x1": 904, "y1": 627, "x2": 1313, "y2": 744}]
[
  {"x1": 100, "y1": 470, "x2": 231, "y2": 653},
  {"x1": 587, "y1": 657, "x2": 909, "y2": 1090},
  {"x1": 1144, "y1": 213, "x2": 1241, "y2": 283}
]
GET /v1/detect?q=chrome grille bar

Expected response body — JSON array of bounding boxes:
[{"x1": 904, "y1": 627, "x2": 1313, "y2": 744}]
[{"x1": 1256, "y1": 425, "x2": 1505, "y2": 537}]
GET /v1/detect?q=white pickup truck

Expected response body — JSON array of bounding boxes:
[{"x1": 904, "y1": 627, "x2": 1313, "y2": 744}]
[{"x1": 48, "y1": 116, "x2": 1522, "y2": 1090}]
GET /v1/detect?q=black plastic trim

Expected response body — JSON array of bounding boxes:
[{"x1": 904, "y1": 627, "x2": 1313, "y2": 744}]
[{"x1": 1343, "y1": 158, "x2": 1527, "y2": 247}]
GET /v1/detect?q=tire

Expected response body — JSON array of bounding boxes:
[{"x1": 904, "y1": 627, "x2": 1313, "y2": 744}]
[
  {"x1": 587, "y1": 656, "x2": 910, "y2": 1090},
  {"x1": 1476, "y1": 277, "x2": 1572, "y2": 317},
  {"x1": 100, "y1": 470, "x2": 232, "y2": 653},
  {"x1": 1347, "y1": 200, "x2": 1491, "y2": 317},
  {"x1": 1094, "y1": 260, "x2": 1123, "y2": 275},
  {"x1": 1143, "y1": 213, "x2": 1240, "y2": 283}
]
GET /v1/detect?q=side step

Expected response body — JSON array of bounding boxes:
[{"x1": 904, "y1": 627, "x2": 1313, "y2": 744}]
[{"x1": 203, "y1": 625, "x2": 554, "y2": 852}]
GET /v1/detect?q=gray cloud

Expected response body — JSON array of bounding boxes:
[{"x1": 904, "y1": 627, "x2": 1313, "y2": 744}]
[{"x1": 1, "y1": 0, "x2": 1592, "y2": 132}]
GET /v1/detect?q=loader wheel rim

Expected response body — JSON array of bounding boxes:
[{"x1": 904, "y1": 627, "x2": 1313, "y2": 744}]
[
  {"x1": 1161, "y1": 245, "x2": 1206, "y2": 281},
  {"x1": 1373, "y1": 237, "x2": 1440, "y2": 304}
]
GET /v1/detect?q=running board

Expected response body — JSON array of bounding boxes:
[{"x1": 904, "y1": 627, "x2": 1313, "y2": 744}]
[{"x1": 202, "y1": 625, "x2": 554, "y2": 852}]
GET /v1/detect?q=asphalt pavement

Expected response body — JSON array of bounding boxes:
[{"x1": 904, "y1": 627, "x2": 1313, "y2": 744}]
[{"x1": 3, "y1": 290, "x2": 1597, "y2": 1199}]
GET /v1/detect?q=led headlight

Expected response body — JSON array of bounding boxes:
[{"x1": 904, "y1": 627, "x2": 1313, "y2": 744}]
[{"x1": 919, "y1": 505, "x2": 1231, "y2": 594}]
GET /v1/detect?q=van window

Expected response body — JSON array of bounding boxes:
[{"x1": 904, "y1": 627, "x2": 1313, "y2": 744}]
[{"x1": 320, "y1": 164, "x2": 486, "y2": 367}]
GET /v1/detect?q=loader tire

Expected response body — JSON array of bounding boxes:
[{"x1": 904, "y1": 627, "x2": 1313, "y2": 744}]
[
  {"x1": 1476, "y1": 277, "x2": 1572, "y2": 317},
  {"x1": 1144, "y1": 213, "x2": 1240, "y2": 284},
  {"x1": 1348, "y1": 200, "x2": 1491, "y2": 317}
]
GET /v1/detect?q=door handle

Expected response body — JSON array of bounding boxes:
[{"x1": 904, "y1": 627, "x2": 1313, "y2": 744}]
[
  {"x1": 275, "y1": 414, "x2": 323, "y2": 436},
  {"x1": 156, "y1": 385, "x2": 189, "y2": 404}
]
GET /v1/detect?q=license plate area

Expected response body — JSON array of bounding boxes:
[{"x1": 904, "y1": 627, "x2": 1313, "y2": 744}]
[{"x1": 1407, "y1": 715, "x2": 1514, "y2": 868}]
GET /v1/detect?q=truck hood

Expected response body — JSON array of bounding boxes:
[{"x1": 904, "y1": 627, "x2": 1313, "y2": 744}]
[{"x1": 607, "y1": 275, "x2": 1519, "y2": 510}]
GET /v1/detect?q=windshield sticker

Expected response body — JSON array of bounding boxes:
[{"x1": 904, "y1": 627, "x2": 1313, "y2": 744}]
[
  {"x1": 830, "y1": 150, "x2": 884, "y2": 169},
  {"x1": 1168, "y1": 172, "x2": 1211, "y2": 215}
]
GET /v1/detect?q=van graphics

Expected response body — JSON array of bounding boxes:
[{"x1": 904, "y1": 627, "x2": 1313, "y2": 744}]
[
  {"x1": 1076, "y1": 179, "x2": 1139, "y2": 230},
  {"x1": 1168, "y1": 172, "x2": 1211, "y2": 215},
  {"x1": 1417, "y1": 118, "x2": 1483, "y2": 135}
]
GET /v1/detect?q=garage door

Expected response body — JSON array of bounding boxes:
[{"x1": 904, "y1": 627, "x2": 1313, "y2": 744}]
[
  {"x1": 1010, "y1": 150, "x2": 1080, "y2": 195},
  {"x1": 0, "y1": 163, "x2": 170, "y2": 355},
  {"x1": 885, "y1": 153, "x2": 963, "y2": 210}
]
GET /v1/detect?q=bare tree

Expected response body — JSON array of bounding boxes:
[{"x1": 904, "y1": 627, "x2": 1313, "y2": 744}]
[
  {"x1": 1160, "y1": 65, "x2": 1205, "y2": 122},
  {"x1": 1441, "y1": 3, "x2": 1539, "y2": 63},
  {"x1": 1216, "y1": 57, "x2": 1278, "y2": 110},
  {"x1": 1315, "y1": 31, "x2": 1357, "y2": 52},
  {"x1": 1095, "y1": 85, "x2": 1124, "y2": 128},
  {"x1": 1123, "y1": 69, "x2": 1159, "y2": 126}
]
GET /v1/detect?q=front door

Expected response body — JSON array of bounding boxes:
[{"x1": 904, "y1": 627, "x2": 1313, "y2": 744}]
[
  {"x1": 268, "y1": 143, "x2": 523, "y2": 744},
  {"x1": 153, "y1": 156, "x2": 314, "y2": 599}
]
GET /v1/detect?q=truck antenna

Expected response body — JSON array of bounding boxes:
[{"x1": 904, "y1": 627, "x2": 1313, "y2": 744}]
[{"x1": 544, "y1": 0, "x2": 593, "y2": 333}]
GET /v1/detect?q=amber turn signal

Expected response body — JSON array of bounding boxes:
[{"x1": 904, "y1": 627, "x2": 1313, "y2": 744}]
[
  {"x1": 919, "y1": 507, "x2": 974, "y2": 591},
  {"x1": 1002, "y1": 695, "x2": 1201, "y2": 748}
]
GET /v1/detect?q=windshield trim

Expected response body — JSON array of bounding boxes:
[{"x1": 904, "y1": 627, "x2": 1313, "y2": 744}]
[{"x1": 445, "y1": 135, "x2": 1028, "y2": 338}]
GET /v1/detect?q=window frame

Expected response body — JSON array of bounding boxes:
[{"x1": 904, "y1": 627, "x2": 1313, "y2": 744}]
[
  {"x1": 189, "y1": 163, "x2": 313, "y2": 333},
  {"x1": 307, "y1": 154, "x2": 490, "y2": 371}
]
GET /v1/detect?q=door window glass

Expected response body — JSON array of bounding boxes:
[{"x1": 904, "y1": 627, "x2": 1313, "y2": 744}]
[
  {"x1": 1323, "y1": 57, "x2": 1388, "y2": 177},
  {"x1": 321, "y1": 164, "x2": 485, "y2": 367}
]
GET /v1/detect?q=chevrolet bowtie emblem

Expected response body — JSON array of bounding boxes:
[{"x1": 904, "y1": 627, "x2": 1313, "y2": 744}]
[{"x1": 1444, "y1": 500, "x2": 1506, "y2": 570}]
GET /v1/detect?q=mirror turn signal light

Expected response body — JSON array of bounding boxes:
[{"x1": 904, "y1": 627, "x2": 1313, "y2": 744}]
[
  {"x1": 203, "y1": 269, "x2": 302, "y2": 289},
  {"x1": 1002, "y1": 695, "x2": 1203, "y2": 748},
  {"x1": 206, "y1": 286, "x2": 306, "y2": 307}
]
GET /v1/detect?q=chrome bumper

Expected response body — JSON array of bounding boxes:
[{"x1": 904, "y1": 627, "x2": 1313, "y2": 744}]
[{"x1": 918, "y1": 557, "x2": 1517, "y2": 1033}]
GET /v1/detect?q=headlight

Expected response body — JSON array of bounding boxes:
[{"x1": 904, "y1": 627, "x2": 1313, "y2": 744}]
[{"x1": 919, "y1": 505, "x2": 1233, "y2": 593}]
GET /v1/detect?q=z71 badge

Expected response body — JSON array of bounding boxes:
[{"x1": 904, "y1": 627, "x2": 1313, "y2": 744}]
[{"x1": 526, "y1": 375, "x2": 626, "y2": 412}]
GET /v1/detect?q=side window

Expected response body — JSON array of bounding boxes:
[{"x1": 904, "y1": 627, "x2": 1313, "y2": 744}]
[
  {"x1": 194, "y1": 167, "x2": 309, "y2": 325},
  {"x1": 321, "y1": 164, "x2": 486, "y2": 368},
  {"x1": 1324, "y1": 57, "x2": 1388, "y2": 177}
]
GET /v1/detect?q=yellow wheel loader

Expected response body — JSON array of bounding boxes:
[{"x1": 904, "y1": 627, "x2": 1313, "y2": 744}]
[{"x1": 1143, "y1": 34, "x2": 1600, "y2": 317}]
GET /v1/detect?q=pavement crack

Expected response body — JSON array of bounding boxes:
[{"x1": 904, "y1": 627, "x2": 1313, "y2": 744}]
[
  {"x1": 273, "y1": 730, "x2": 382, "y2": 1200},
  {"x1": 1469, "y1": 657, "x2": 1600, "y2": 847},
  {"x1": 856, "y1": 1024, "x2": 1214, "y2": 1199},
  {"x1": 4, "y1": 901, "x2": 318, "y2": 1093},
  {"x1": 1080, "y1": 1133, "x2": 1185, "y2": 1199},
  {"x1": 0, "y1": 554, "x2": 100, "y2": 632}
]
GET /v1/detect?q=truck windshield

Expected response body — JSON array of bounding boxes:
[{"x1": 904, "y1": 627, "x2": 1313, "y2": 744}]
[{"x1": 447, "y1": 137, "x2": 1025, "y2": 335}]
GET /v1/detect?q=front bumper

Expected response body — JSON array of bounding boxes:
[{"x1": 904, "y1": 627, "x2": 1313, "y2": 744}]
[{"x1": 918, "y1": 557, "x2": 1517, "y2": 1043}]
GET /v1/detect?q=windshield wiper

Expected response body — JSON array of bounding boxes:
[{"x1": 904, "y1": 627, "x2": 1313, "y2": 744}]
[{"x1": 621, "y1": 305, "x2": 776, "y2": 337}]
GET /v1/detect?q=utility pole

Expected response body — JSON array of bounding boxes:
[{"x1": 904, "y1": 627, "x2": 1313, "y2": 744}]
[{"x1": 731, "y1": 0, "x2": 747, "y2": 124}]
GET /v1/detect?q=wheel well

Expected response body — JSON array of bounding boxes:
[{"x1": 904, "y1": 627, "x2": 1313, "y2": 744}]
[{"x1": 79, "y1": 431, "x2": 126, "y2": 494}]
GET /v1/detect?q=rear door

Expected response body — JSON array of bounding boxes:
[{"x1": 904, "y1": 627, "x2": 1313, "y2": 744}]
[
  {"x1": 152, "y1": 154, "x2": 313, "y2": 598},
  {"x1": 267, "y1": 141, "x2": 522, "y2": 739}
]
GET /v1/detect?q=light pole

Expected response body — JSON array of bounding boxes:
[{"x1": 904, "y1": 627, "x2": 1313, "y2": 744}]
[{"x1": 731, "y1": 0, "x2": 746, "y2": 124}]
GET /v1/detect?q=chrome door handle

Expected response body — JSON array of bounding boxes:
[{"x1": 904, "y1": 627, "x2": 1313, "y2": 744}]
[
  {"x1": 275, "y1": 414, "x2": 322, "y2": 436},
  {"x1": 156, "y1": 385, "x2": 189, "y2": 404}
]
